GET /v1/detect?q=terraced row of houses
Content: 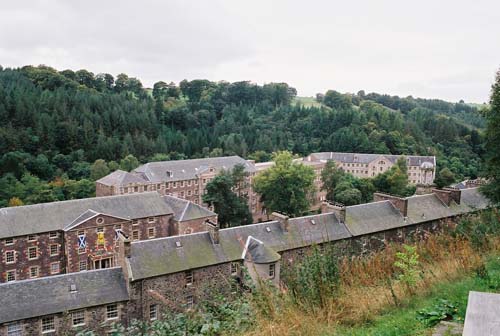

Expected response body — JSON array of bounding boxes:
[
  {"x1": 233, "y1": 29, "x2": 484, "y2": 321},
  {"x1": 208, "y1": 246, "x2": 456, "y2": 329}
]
[
  {"x1": 0, "y1": 185, "x2": 488, "y2": 335},
  {"x1": 96, "y1": 152, "x2": 436, "y2": 222}
]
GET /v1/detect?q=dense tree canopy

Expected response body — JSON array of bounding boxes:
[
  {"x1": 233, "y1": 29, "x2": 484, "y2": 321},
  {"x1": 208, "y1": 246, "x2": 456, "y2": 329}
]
[
  {"x1": 253, "y1": 151, "x2": 315, "y2": 217},
  {"x1": 0, "y1": 65, "x2": 485, "y2": 207},
  {"x1": 482, "y1": 69, "x2": 500, "y2": 204},
  {"x1": 202, "y1": 165, "x2": 253, "y2": 228}
]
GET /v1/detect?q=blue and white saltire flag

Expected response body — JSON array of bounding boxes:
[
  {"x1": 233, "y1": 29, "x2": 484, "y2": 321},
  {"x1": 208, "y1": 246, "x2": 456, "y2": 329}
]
[
  {"x1": 115, "y1": 229, "x2": 123, "y2": 240},
  {"x1": 78, "y1": 235, "x2": 86, "y2": 249}
]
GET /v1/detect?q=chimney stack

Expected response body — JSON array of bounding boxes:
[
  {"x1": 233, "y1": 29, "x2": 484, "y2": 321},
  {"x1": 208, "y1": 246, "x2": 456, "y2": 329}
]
[
  {"x1": 271, "y1": 212, "x2": 289, "y2": 232},
  {"x1": 443, "y1": 187, "x2": 461, "y2": 204},
  {"x1": 373, "y1": 193, "x2": 408, "y2": 217},
  {"x1": 205, "y1": 220, "x2": 220, "y2": 244},
  {"x1": 321, "y1": 201, "x2": 346, "y2": 223},
  {"x1": 432, "y1": 189, "x2": 452, "y2": 206}
]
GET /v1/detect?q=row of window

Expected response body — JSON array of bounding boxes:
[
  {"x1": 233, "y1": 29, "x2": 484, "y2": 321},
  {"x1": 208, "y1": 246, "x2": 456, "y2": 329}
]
[
  {"x1": 5, "y1": 304, "x2": 119, "y2": 335},
  {"x1": 5, "y1": 262, "x2": 60, "y2": 282},
  {"x1": 3, "y1": 232, "x2": 59, "y2": 246},
  {"x1": 4, "y1": 245, "x2": 59, "y2": 264},
  {"x1": 123, "y1": 179, "x2": 200, "y2": 194}
]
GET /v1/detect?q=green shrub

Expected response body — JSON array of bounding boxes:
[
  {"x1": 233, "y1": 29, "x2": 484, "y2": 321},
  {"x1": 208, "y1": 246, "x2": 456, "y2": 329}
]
[
  {"x1": 284, "y1": 245, "x2": 340, "y2": 308},
  {"x1": 394, "y1": 244, "x2": 420, "y2": 291},
  {"x1": 416, "y1": 299, "x2": 460, "y2": 327}
]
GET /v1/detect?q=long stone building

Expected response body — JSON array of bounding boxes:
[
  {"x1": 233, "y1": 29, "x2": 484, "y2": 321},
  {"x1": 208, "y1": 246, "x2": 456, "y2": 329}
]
[
  {"x1": 96, "y1": 153, "x2": 436, "y2": 222},
  {"x1": 305, "y1": 152, "x2": 436, "y2": 184},
  {"x1": 0, "y1": 193, "x2": 216, "y2": 283},
  {"x1": 0, "y1": 187, "x2": 488, "y2": 335}
]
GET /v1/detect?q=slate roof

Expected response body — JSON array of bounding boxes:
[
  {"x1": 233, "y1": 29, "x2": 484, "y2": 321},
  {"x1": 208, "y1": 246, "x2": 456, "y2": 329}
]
[
  {"x1": 345, "y1": 201, "x2": 406, "y2": 236},
  {"x1": 96, "y1": 169, "x2": 147, "y2": 187},
  {"x1": 463, "y1": 291, "x2": 500, "y2": 336},
  {"x1": 0, "y1": 192, "x2": 173, "y2": 238},
  {"x1": 309, "y1": 152, "x2": 435, "y2": 167},
  {"x1": 461, "y1": 188, "x2": 490, "y2": 210},
  {"x1": 133, "y1": 156, "x2": 257, "y2": 183},
  {"x1": 243, "y1": 236, "x2": 281, "y2": 264},
  {"x1": 162, "y1": 195, "x2": 216, "y2": 222},
  {"x1": 406, "y1": 194, "x2": 455, "y2": 224},
  {"x1": 127, "y1": 212, "x2": 351, "y2": 280},
  {"x1": 0, "y1": 268, "x2": 129, "y2": 324}
]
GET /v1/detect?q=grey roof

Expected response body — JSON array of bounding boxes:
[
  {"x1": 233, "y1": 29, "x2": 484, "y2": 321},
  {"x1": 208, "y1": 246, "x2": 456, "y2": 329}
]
[
  {"x1": 406, "y1": 194, "x2": 455, "y2": 224},
  {"x1": 463, "y1": 291, "x2": 500, "y2": 336},
  {"x1": 127, "y1": 212, "x2": 351, "y2": 280},
  {"x1": 243, "y1": 236, "x2": 281, "y2": 264},
  {"x1": 345, "y1": 201, "x2": 406, "y2": 236},
  {"x1": 0, "y1": 192, "x2": 173, "y2": 239},
  {"x1": 133, "y1": 156, "x2": 257, "y2": 183},
  {"x1": 96, "y1": 169, "x2": 147, "y2": 187},
  {"x1": 0, "y1": 268, "x2": 129, "y2": 324},
  {"x1": 460, "y1": 188, "x2": 490, "y2": 210},
  {"x1": 127, "y1": 187, "x2": 488, "y2": 280},
  {"x1": 309, "y1": 152, "x2": 435, "y2": 167},
  {"x1": 162, "y1": 195, "x2": 216, "y2": 222}
]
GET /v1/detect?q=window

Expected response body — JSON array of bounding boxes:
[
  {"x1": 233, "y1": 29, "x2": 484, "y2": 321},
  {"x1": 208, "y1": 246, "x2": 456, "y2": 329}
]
[
  {"x1": 49, "y1": 232, "x2": 58, "y2": 239},
  {"x1": 50, "y1": 262, "x2": 60, "y2": 274},
  {"x1": 230, "y1": 262, "x2": 238, "y2": 275},
  {"x1": 185, "y1": 270, "x2": 193, "y2": 285},
  {"x1": 6, "y1": 322, "x2": 23, "y2": 336},
  {"x1": 132, "y1": 230, "x2": 140, "y2": 241},
  {"x1": 149, "y1": 304, "x2": 158, "y2": 321},
  {"x1": 72, "y1": 310, "x2": 85, "y2": 327},
  {"x1": 186, "y1": 295, "x2": 194, "y2": 309},
  {"x1": 41, "y1": 316, "x2": 55, "y2": 333},
  {"x1": 157, "y1": 183, "x2": 161, "y2": 189},
  {"x1": 195, "y1": 180, "x2": 198, "y2": 185},
  {"x1": 79, "y1": 260, "x2": 87, "y2": 271},
  {"x1": 28, "y1": 246, "x2": 38, "y2": 260},
  {"x1": 180, "y1": 181, "x2": 184, "y2": 187},
  {"x1": 50, "y1": 244, "x2": 59, "y2": 256},
  {"x1": 132, "y1": 220, "x2": 139, "y2": 226},
  {"x1": 27, "y1": 234, "x2": 37, "y2": 242},
  {"x1": 5, "y1": 250, "x2": 15, "y2": 264},
  {"x1": 144, "y1": 185, "x2": 148, "y2": 191},
  {"x1": 148, "y1": 227, "x2": 156, "y2": 239},
  {"x1": 187, "y1": 180, "x2": 192, "y2": 186},
  {"x1": 173, "y1": 182, "x2": 177, "y2": 188},
  {"x1": 5, "y1": 237, "x2": 14, "y2": 245},
  {"x1": 180, "y1": 191, "x2": 185, "y2": 198},
  {"x1": 96, "y1": 227, "x2": 104, "y2": 233},
  {"x1": 96, "y1": 217, "x2": 104, "y2": 225},
  {"x1": 187, "y1": 190, "x2": 192, "y2": 196},
  {"x1": 134, "y1": 186, "x2": 139, "y2": 192},
  {"x1": 6, "y1": 270, "x2": 16, "y2": 282},
  {"x1": 30, "y1": 266, "x2": 39, "y2": 278},
  {"x1": 148, "y1": 217, "x2": 155, "y2": 223},
  {"x1": 269, "y1": 264, "x2": 275, "y2": 278},
  {"x1": 106, "y1": 304, "x2": 118, "y2": 320}
]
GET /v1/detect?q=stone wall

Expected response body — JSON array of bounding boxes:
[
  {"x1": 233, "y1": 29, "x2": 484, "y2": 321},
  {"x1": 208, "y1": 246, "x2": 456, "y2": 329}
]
[
  {"x1": 0, "y1": 231, "x2": 65, "y2": 283},
  {"x1": 65, "y1": 214, "x2": 172, "y2": 273},
  {"x1": 176, "y1": 215, "x2": 218, "y2": 235},
  {"x1": 128, "y1": 262, "x2": 237, "y2": 321},
  {"x1": 0, "y1": 302, "x2": 128, "y2": 336}
]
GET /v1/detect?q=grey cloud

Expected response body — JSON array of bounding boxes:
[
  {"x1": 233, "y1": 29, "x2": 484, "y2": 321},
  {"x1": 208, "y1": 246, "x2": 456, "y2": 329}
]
[{"x1": 1, "y1": 0, "x2": 499, "y2": 102}]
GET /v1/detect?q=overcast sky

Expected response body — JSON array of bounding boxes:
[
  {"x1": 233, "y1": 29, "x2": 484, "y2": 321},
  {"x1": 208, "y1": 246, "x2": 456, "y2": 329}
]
[{"x1": 1, "y1": 0, "x2": 499, "y2": 103}]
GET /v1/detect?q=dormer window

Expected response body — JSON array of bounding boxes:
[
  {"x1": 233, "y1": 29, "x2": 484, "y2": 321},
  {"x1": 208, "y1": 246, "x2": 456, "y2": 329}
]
[{"x1": 166, "y1": 171, "x2": 173, "y2": 178}]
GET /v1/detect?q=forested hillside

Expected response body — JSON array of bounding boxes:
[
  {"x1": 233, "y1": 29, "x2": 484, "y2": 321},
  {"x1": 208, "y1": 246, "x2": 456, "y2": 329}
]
[{"x1": 0, "y1": 65, "x2": 485, "y2": 207}]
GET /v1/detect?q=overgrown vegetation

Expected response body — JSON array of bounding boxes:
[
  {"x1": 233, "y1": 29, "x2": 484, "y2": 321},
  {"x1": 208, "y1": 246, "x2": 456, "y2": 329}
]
[
  {"x1": 241, "y1": 209, "x2": 500, "y2": 336},
  {"x1": 0, "y1": 65, "x2": 484, "y2": 206}
]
